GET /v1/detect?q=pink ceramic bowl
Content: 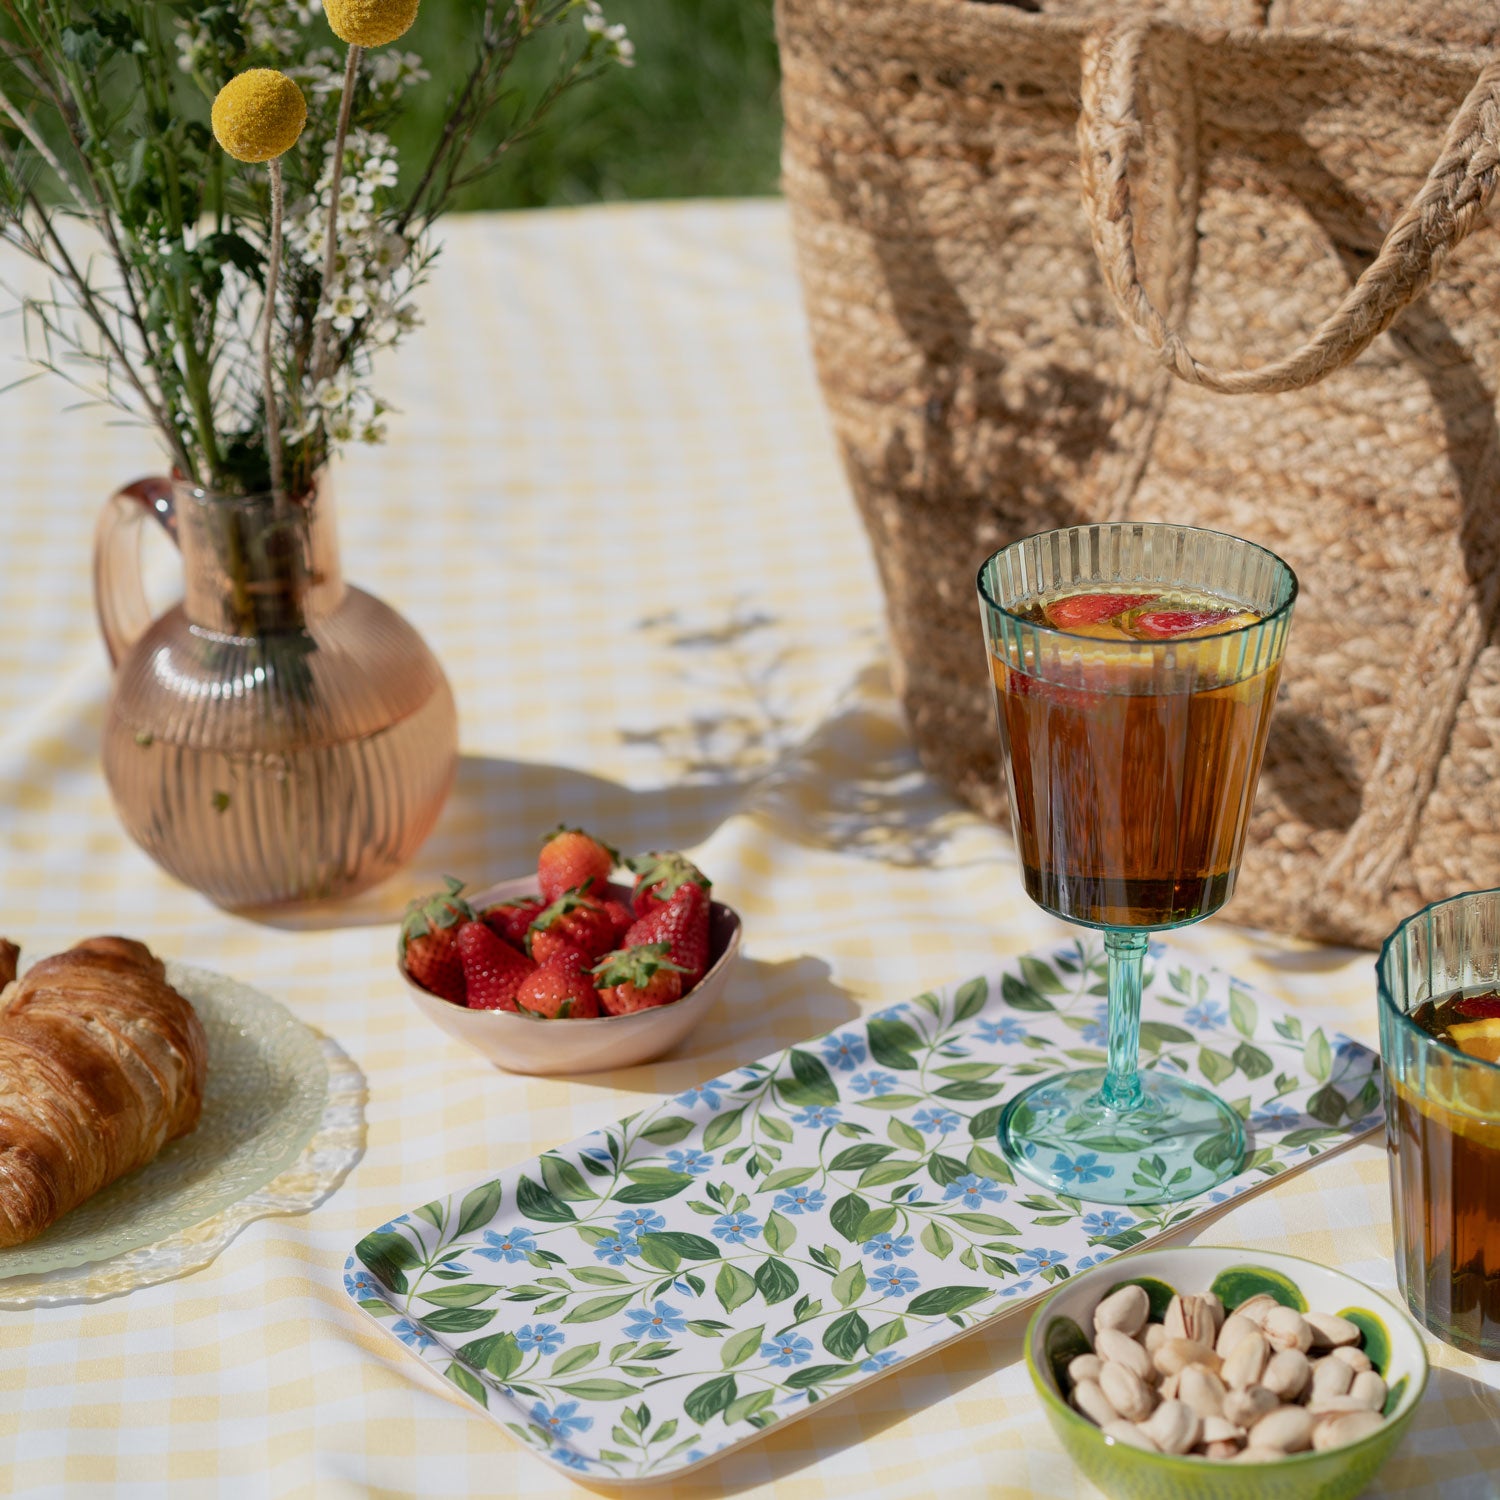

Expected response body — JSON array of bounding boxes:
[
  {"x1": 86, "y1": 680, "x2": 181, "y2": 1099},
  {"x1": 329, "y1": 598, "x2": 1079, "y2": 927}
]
[{"x1": 399, "y1": 875, "x2": 741, "y2": 1076}]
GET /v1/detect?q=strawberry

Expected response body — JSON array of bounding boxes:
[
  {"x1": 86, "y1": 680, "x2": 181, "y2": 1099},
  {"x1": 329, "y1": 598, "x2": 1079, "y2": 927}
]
[
  {"x1": 593, "y1": 942, "x2": 685, "y2": 1015},
  {"x1": 516, "y1": 948, "x2": 601, "y2": 1019},
  {"x1": 483, "y1": 895, "x2": 545, "y2": 950},
  {"x1": 538, "y1": 826, "x2": 619, "y2": 904},
  {"x1": 456, "y1": 920, "x2": 535, "y2": 1011},
  {"x1": 1131, "y1": 607, "x2": 1243, "y2": 640},
  {"x1": 1453, "y1": 991, "x2": 1500, "y2": 1020},
  {"x1": 1043, "y1": 592, "x2": 1157, "y2": 631},
  {"x1": 625, "y1": 850, "x2": 711, "y2": 917},
  {"x1": 529, "y1": 889, "x2": 619, "y2": 965},
  {"x1": 624, "y1": 880, "x2": 711, "y2": 989},
  {"x1": 399, "y1": 877, "x2": 476, "y2": 1003},
  {"x1": 1002, "y1": 667, "x2": 1097, "y2": 712},
  {"x1": 602, "y1": 897, "x2": 636, "y2": 941}
]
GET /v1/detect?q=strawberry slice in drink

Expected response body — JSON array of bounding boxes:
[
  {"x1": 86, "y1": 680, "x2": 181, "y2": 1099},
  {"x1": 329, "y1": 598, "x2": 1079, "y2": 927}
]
[
  {"x1": 1131, "y1": 607, "x2": 1248, "y2": 640},
  {"x1": 1453, "y1": 991, "x2": 1500, "y2": 1020},
  {"x1": 1043, "y1": 592, "x2": 1158, "y2": 631}
]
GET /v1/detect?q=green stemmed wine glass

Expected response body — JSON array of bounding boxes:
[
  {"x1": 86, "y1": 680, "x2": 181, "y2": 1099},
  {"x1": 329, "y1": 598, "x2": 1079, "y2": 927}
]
[{"x1": 977, "y1": 523, "x2": 1296, "y2": 1205}]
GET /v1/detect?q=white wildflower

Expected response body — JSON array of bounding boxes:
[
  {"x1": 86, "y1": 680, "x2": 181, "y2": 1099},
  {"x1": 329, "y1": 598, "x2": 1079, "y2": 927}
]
[
  {"x1": 326, "y1": 285, "x2": 371, "y2": 332},
  {"x1": 367, "y1": 50, "x2": 428, "y2": 91},
  {"x1": 366, "y1": 231, "x2": 408, "y2": 274},
  {"x1": 360, "y1": 156, "x2": 399, "y2": 190},
  {"x1": 313, "y1": 370, "x2": 356, "y2": 409}
]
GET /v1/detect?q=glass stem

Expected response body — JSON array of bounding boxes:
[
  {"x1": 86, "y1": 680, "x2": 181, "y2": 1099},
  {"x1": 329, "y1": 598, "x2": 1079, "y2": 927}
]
[{"x1": 1100, "y1": 929, "x2": 1148, "y2": 1112}]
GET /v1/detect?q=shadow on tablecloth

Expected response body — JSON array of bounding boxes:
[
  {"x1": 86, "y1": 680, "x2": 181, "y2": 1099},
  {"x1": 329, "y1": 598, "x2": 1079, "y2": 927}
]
[{"x1": 250, "y1": 751, "x2": 748, "y2": 931}]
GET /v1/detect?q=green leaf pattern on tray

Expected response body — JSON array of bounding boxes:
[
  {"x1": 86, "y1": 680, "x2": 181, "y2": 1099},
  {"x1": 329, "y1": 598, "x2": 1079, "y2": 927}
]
[{"x1": 344, "y1": 940, "x2": 1382, "y2": 1481}]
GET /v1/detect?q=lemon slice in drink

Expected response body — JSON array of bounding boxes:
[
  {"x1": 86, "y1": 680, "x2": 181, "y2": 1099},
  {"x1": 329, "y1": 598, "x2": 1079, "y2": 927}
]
[{"x1": 1448, "y1": 1017, "x2": 1500, "y2": 1064}]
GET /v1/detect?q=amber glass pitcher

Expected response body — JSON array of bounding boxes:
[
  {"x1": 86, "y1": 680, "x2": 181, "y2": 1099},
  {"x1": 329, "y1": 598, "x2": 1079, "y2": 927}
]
[{"x1": 93, "y1": 474, "x2": 458, "y2": 909}]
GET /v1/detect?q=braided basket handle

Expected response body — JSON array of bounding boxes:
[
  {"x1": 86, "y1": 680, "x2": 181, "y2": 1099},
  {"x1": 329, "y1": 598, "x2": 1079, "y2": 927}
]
[{"x1": 1078, "y1": 24, "x2": 1500, "y2": 396}]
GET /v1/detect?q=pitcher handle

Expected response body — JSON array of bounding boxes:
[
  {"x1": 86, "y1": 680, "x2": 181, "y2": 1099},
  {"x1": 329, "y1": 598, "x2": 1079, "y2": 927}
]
[{"x1": 93, "y1": 476, "x2": 179, "y2": 669}]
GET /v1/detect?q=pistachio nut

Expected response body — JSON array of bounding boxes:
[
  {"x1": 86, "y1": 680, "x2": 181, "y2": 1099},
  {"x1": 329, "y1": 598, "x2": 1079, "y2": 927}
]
[
  {"x1": 1308, "y1": 1395, "x2": 1371, "y2": 1416},
  {"x1": 1350, "y1": 1371, "x2": 1387, "y2": 1411},
  {"x1": 1102, "y1": 1420, "x2": 1159, "y2": 1452},
  {"x1": 1330, "y1": 1345, "x2": 1373, "y2": 1374},
  {"x1": 1309, "y1": 1355, "x2": 1354, "y2": 1401},
  {"x1": 1100, "y1": 1361, "x2": 1156, "y2": 1424},
  {"x1": 1221, "y1": 1330, "x2": 1270, "y2": 1389},
  {"x1": 1153, "y1": 1338, "x2": 1221, "y2": 1378},
  {"x1": 1247, "y1": 1404, "x2": 1314, "y2": 1454},
  {"x1": 1261, "y1": 1348, "x2": 1311, "y2": 1402},
  {"x1": 1177, "y1": 1364, "x2": 1227, "y2": 1421},
  {"x1": 1312, "y1": 1409, "x2": 1386, "y2": 1451},
  {"x1": 1093, "y1": 1283, "x2": 1150, "y2": 1339},
  {"x1": 1071, "y1": 1379, "x2": 1119, "y2": 1428},
  {"x1": 1215, "y1": 1312, "x2": 1258, "y2": 1359},
  {"x1": 1304, "y1": 1311, "x2": 1362, "y2": 1349},
  {"x1": 1262, "y1": 1305, "x2": 1314, "y2": 1354},
  {"x1": 1096, "y1": 1328, "x2": 1155, "y2": 1384},
  {"x1": 1165, "y1": 1294, "x2": 1218, "y2": 1347},
  {"x1": 1141, "y1": 1399, "x2": 1202, "y2": 1455},
  {"x1": 1222, "y1": 1385, "x2": 1279, "y2": 1428},
  {"x1": 1201, "y1": 1415, "x2": 1243, "y2": 1443},
  {"x1": 1233, "y1": 1294, "x2": 1280, "y2": 1327}
]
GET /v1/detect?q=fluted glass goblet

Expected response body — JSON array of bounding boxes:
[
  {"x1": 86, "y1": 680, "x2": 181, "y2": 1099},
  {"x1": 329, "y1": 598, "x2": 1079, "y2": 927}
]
[{"x1": 977, "y1": 523, "x2": 1296, "y2": 1205}]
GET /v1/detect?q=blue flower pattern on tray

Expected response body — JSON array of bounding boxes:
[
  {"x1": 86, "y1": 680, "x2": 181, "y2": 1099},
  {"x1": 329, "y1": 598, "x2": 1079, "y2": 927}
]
[
  {"x1": 773, "y1": 1187, "x2": 825, "y2": 1216},
  {"x1": 942, "y1": 1175, "x2": 1006, "y2": 1207},
  {"x1": 821, "y1": 1032, "x2": 868, "y2": 1071},
  {"x1": 675, "y1": 1081, "x2": 725, "y2": 1110},
  {"x1": 517, "y1": 1323, "x2": 564, "y2": 1356},
  {"x1": 623, "y1": 1302, "x2": 687, "y2": 1339},
  {"x1": 473, "y1": 1227, "x2": 535, "y2": 1263},
  {"x1": 761, "y1": 1333, "x2": 814, "y2": 1367},
  {"x1": 1051, "y1": 1152, "x2": 1113, "y2": 1185},
  {"x1": 345, "y1": 942, "x2": 1384, "y2": 1483}
]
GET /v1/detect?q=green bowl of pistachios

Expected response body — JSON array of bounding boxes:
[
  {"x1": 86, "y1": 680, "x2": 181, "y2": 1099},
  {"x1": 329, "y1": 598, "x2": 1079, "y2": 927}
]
[{"x1": 1024, "y1": 1246, "x2": 1428, "y2": 1500}]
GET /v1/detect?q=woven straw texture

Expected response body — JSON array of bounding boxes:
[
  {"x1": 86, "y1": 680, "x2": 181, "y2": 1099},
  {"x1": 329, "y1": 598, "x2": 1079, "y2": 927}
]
[{"x1": 779, "y1": 0, "x2": 1500, "y2": 947}]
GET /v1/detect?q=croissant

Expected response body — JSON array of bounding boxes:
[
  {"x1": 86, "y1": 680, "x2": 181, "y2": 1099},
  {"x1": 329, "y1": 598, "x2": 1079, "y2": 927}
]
[{"x1": 0, "y1": 936, "x2": 208, "y2": 1248}]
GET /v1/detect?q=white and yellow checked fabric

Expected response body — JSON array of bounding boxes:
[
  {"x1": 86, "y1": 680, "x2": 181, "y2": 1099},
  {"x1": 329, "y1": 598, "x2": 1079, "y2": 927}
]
[{"x1": 0, "y1": 202, "x2": 1495, "y2": 1498}]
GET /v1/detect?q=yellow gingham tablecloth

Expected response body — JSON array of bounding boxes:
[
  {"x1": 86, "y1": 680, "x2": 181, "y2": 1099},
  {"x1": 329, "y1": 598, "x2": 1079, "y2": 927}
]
[{"x1": 0, "y1": 201, "x2": 1496, "y2": 1498}]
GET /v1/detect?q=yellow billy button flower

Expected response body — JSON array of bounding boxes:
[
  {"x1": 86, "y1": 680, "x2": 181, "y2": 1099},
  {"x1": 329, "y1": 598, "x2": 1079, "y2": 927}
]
[
  {"x1": 211, "y1": 69, "x2": 307, "y2": 163},
  {"x1": 324, "y1": 0, "x2": 420, "y2": 48}
]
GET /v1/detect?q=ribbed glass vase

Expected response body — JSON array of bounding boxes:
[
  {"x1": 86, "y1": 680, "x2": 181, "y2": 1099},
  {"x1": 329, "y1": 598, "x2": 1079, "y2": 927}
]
[{"x1": 94, "y1": 474, "x2": 457, "y2": 910}]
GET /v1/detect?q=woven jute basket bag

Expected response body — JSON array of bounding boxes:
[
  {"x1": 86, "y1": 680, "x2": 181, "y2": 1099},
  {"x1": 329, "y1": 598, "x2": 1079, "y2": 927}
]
[{"x1": 779, "y1": 0, "x2": 1500, "y2": 947}]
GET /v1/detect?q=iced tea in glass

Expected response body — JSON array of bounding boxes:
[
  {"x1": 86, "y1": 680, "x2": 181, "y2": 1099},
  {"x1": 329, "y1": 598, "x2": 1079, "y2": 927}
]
[
  {"x1": 1379, "y1": 891, "x2": 1500, "y2": 1358},
  {"x1": 997, "y1": 583, "x2": 1281, "y2": 928}
]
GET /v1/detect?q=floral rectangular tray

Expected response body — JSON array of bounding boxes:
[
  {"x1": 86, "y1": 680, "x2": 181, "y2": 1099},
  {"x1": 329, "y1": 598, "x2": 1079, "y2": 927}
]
[{"x1": 344, "y1": 939, "x2": 1382, "y2": 1484}]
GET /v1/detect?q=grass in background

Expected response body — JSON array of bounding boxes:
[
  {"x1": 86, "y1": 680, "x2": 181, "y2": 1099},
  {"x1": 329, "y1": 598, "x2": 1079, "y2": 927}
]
[{"x1": 391, "y1": 0, "x2": 782, "y2": 210}]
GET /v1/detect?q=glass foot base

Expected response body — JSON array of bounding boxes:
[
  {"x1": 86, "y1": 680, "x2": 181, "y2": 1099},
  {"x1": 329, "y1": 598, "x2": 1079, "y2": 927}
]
[{"x1": 997, "y1": 1068, "x2": 1245, "y2": 1206}]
